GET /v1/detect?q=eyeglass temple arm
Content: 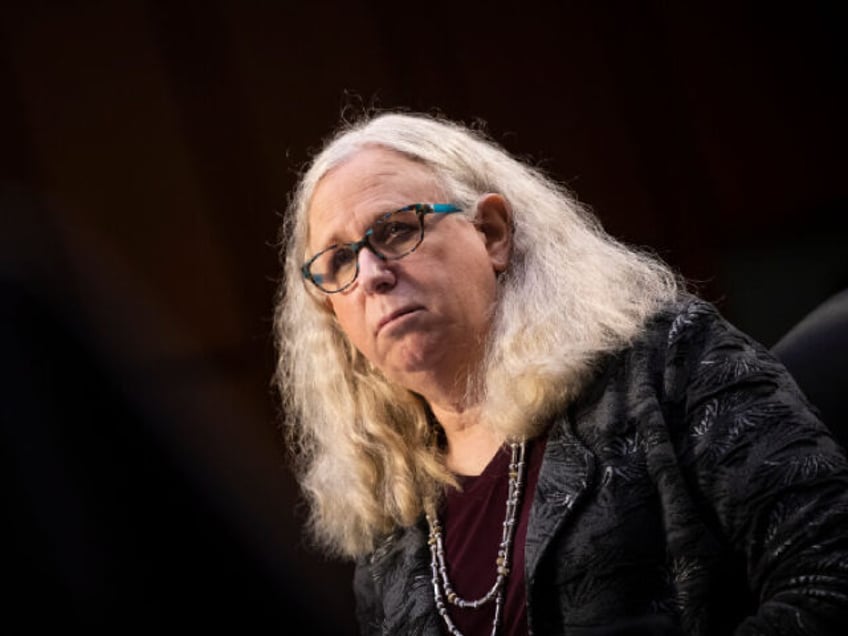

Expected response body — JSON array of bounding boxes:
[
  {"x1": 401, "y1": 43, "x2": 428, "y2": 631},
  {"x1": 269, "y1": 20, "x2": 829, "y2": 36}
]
[{"x1": 430, "y1": 204, "x2": 462, "y2": 214}]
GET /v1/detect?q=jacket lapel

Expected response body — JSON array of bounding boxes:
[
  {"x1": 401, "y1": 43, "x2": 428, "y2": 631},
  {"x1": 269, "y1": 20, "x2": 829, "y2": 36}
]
[{"x1": 524, "y1": 410, "x2": 596, "y2": 590}]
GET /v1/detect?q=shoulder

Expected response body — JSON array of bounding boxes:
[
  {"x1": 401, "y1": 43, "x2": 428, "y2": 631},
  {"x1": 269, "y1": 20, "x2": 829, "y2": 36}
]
[
  {"x1": 572, "y1": 295, "x2": 741, "y2": 409},
  {"x1": 615, "y1": 294, "x2": 843, "y2": 492},
  {"x1": 353, "y1": 522, "x2": 437, "y2": 635},
  {"x1": 637, "y1": 294, "x2": 750, "y2": 357},
  {"x1": 625, "y1": 294, "x2": 788, "y2": 403},
  {"x1": 568, "y1": 293, "x2": 829, "y2": 465},
  {"x1": 354, "y1": 523, "x2": 426, "y2": 592}
]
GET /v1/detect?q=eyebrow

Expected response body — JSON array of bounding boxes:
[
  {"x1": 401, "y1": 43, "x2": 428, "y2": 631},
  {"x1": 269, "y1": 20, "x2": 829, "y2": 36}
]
[{"x1": 313, "y1": 203, "x2": 407, "y2": 252}]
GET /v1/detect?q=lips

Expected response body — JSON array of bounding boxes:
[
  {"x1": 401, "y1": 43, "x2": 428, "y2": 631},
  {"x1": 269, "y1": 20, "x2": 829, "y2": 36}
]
[{"x1": 377, "y1": 305, "x2": 424, "y2": 332}]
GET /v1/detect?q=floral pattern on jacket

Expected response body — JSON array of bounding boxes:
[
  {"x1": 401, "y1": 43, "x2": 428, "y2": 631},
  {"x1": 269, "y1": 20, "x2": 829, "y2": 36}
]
[{"x1": 353, "y1": 298, "x2": 848, "y2": 635}]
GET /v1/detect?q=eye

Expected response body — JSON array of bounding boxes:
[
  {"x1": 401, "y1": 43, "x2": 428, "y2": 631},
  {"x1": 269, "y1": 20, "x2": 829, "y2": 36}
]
[
  {"x1": 329, "y1": 246, "x2": 356, "y2": 274},
  {"x1": 372, "y1": 216, "x2": 418, "y2": 247},
  {"x1": 386, "y1": 221, "x2": 416, "y2": 239}
]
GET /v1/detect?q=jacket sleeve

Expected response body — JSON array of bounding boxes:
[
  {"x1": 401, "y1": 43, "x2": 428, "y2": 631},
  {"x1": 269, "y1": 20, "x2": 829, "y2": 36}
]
[{"x1": 669, "y1": 301, "x2": 848, "y2": 634}]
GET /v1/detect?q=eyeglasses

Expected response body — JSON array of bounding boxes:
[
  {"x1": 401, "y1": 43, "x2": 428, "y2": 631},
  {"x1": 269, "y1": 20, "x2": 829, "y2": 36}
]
[{"x1": 302, "y1": 203, "x2": 462, "y2": 293}]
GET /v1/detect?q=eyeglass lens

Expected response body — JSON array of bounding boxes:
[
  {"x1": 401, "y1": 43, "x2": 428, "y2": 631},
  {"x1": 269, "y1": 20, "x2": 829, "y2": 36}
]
[{"x1": 309, "y1": 208, "x2": 424, "y2": 291}]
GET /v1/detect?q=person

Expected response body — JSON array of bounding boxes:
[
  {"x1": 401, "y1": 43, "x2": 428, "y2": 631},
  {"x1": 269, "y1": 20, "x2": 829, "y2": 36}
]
[{"x1": 274, "y1": 111, "x2": 848, "y2": 635}]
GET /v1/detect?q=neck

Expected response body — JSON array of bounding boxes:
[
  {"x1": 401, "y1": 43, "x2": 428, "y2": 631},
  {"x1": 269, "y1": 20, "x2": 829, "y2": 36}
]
[
  {"x1": 405, "y1": 354, "x2": 502, "y2": 475},
  {"x1": 429, "y1": 401, "x2": 503, "y2": 476}
]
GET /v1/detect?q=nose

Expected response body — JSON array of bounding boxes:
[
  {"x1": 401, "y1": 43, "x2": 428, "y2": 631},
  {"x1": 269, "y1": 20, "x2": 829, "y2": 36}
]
[{"x1": 357, "y1": 247, "x2": 396, "y2": 294}]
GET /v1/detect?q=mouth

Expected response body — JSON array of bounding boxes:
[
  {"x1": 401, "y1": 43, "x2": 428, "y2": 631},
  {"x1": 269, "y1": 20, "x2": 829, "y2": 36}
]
[{"x1": 377, "y1": 305, "x2": 424, "y2": 332}]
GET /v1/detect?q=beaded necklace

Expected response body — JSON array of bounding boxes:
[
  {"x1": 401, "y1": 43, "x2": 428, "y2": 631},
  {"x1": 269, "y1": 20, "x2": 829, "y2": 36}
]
[{"x1": 426, "y1": 440, "x2": 527, "y2": 636}]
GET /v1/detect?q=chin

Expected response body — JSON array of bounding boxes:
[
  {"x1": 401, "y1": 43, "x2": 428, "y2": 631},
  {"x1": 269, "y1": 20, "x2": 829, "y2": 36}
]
[{"x1": 384, "y1": 344, "x2": 446, "y2": 382}]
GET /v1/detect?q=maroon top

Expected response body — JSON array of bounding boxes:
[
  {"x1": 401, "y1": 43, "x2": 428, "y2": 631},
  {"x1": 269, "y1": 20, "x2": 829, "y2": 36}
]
[{"x1": 439, "y1": 438, "x2": 546, "y2": 635}]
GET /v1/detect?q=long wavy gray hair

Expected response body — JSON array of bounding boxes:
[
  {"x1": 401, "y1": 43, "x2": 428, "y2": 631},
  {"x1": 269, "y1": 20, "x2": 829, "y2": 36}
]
[{"x1": 274, "y1": 111, "x2": 680, "y2": 558}]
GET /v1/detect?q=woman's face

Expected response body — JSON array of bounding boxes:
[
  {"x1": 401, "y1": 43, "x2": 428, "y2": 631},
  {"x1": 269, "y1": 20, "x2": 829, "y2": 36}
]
[{"x1": 306, "y1": 147, "x2": 511, "y2": 402}]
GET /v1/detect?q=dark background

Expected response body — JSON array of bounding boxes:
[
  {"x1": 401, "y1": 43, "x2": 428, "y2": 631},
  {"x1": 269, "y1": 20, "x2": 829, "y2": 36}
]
[{"x1": 1, "y1": 1, "x2": 845, "y2": 633}]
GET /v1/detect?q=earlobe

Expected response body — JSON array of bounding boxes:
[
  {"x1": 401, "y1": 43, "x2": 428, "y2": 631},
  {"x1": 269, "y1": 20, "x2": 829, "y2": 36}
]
[{"x1": 475, "y1": 193, "x2": 513, "y2": 272}]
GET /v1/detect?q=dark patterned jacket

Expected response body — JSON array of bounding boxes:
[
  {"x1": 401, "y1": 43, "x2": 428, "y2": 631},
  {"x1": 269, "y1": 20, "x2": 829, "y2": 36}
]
[{"x1": 353, "y1": 298, "x2": 848, "y2": 635}]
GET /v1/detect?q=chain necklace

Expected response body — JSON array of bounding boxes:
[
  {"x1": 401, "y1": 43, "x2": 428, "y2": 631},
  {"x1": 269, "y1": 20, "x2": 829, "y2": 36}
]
[{"x1": 426, "y1": 440, "x2": 527, "y2": 636}]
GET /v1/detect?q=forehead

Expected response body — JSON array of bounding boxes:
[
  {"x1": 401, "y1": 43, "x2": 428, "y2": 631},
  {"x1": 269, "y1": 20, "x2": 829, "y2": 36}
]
[{"x1": 307, "y1": 147, "x2": 443, "y2": 246}]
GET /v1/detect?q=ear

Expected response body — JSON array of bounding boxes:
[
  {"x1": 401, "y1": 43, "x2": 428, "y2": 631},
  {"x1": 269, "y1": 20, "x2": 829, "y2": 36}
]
[{"x1": 474, "y1": 193, "x2": 513, "y2": 272}]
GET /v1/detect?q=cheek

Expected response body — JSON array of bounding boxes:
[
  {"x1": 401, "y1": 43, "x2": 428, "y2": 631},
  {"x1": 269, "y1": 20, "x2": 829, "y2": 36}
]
[
  {"x1": 330, "y1": 299, "x2": 370, "y2": 351},
  {"x1": 462, "y1": 279, "x2": 498, "y2": 330},
  {"x1": 448, "y1": 251, "x2": 499, "y2": 312}
]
